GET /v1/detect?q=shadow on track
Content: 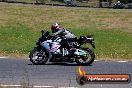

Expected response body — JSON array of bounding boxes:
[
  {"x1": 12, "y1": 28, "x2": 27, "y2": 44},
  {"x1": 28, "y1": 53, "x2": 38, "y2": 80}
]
[{"x1": 28, "y1": 62, "x2": 92, "y2": 66}]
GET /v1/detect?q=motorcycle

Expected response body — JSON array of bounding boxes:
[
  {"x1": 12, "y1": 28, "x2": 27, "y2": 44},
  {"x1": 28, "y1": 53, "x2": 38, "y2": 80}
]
[{"x1": 29, "y1": 30, "x2": 95, "y2": 65}]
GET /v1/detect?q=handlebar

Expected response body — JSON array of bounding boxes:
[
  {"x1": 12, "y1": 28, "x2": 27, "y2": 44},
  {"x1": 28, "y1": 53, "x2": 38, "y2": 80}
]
[{"x1": 41, "y1": 30, "x2": 44, "y2": 36}]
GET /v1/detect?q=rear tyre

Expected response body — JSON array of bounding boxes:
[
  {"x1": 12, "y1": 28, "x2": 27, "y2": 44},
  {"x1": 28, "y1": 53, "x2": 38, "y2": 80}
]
[
  {"x1": 29, "y1": 47, "x2": 48, "y2": 65},
  {"x1": 75, "y1": 48, "x2": 95, "y2": 65}
]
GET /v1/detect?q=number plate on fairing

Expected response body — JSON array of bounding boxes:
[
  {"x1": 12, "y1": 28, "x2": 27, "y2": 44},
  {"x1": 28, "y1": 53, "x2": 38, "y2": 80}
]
[{"x1": 41, "y1": 40, "x2": 61, "y2": 53}]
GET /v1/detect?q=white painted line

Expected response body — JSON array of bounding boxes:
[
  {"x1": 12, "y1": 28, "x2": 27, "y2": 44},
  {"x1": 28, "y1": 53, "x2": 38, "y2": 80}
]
[
  {"x1": 0, "y1": 85, "x2": 77, "y2": 88},
  {"x1": 94, "y1": 60, "x2": 130, "y2": 63},
  {"x1": 33, "y1": 85, "x2": 54, "y2": 88},
  {"x1": 94, "y1": 60, "x2": 100, "y2": 62},
  {"x1": 116, "y1": 61, "x2": 128, "y2": 63},
  {"x1": 0, "y1": 85, "x2": 22, "y2": 87},
  {"x1": 0, "y1": 85, "x2": 54, "y2": 88},
  {"x1": 0, "y1": 56, "x2": 8, "y2": 58},
  {"x1": 58, "y1": 87, "x2": 78, "y2": 88}
]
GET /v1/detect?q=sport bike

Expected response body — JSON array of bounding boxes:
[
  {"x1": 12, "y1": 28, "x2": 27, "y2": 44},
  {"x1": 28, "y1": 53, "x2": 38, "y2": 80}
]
[{"x1": 29, "y1": 30, "x2": 95, "y2": 65}]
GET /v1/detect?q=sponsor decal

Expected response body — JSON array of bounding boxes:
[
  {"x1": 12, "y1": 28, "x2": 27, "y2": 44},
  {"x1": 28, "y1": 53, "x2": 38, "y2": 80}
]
[{"x1": 76, "y1": 66, "x2": 131, "y2": 85}]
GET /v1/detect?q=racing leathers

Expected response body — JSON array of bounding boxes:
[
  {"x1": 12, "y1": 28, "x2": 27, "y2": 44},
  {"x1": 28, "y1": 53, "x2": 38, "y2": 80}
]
[{"x1": 53, "y1": 28, "x2": 78, "y2": 56}]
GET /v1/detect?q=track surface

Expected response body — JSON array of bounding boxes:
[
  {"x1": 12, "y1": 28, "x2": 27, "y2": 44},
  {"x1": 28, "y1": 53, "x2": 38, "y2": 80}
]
[{"x1": 0, "y1": 57, "x2": 131, "y2": 88}]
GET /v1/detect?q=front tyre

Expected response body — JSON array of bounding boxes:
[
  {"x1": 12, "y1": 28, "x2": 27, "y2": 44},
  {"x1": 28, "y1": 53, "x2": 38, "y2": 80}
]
[
  {"x1": 75, "y1": 48, "x2": 95, "y2": 65},
  {"x1": 29, "y1": 47, "x2": 48, "y2": 65}
]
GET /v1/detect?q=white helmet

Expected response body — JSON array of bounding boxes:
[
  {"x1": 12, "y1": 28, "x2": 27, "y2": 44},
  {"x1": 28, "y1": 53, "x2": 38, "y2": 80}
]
[{"x1": 51, "y1": 23, "x2": 62, "y2": 33}]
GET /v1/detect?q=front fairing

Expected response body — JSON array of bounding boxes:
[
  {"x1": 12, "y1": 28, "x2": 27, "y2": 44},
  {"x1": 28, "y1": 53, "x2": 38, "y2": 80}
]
[
  {"x1": 41, "y1": 40, "x2": 61, "y2": 53},
  {"x1": 36, "y1": 31, "x2": 50, "y2": 46}
]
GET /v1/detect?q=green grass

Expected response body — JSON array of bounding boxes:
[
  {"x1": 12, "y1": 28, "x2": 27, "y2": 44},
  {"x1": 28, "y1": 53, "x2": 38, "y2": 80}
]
[
  {"x1": 0, "y1": 3, "x2": 132, "y2": 60},
  {"x1": 0, "y1": 24, "x2": 34, "y2": 54}
]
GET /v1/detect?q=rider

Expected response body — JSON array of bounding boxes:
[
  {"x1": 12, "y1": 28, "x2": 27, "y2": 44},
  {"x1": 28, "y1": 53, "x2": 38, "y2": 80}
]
[
  {"x1": 117, "y1": 0, "x2": 121, "y2": 5},
  {"x1": 51, "y1": 23, "x2": 77, "y2": 56}
]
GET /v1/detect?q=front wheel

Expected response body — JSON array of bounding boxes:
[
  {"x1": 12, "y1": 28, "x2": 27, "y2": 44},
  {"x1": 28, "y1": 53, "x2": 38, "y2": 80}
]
[
  {"x1": 75, "y1": 48, "x2": 95, "y2": 65},
  {"x1": 29, "y1": 47, "x2": 48, "y2": 65}
]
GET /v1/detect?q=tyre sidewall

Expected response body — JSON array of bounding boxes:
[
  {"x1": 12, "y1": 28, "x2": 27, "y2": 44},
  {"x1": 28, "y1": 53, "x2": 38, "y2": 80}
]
[
  {"x1": 76, "y1": 48, "x2": 95, "y2": 65},
  {"x1": 29, "y1": 47, "x2": 49, "y2": 65}
]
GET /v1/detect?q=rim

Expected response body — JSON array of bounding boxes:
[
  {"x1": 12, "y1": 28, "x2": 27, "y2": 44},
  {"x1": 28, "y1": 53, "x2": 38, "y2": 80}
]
[
  {"x1": 77, "y1": 50, "x2": 92, "y2": 63},
  {"x1": 32, "y1": 51, "x2": 46, "y2": 63}
]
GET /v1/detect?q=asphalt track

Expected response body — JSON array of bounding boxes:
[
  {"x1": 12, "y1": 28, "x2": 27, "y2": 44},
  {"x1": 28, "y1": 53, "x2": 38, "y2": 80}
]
[{"x1": 0, "y1": 57, "x2": 131, "y2": 88}]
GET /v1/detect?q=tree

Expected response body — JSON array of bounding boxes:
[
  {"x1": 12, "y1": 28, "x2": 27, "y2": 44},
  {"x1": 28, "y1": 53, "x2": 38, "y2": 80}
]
[
  {"x1": 1, "y1": 0, "x2": 7, "y2": 1},
  {"x1": 99, "y1": 0, "x2": 103, "y2": 7},
  {"x1": 108, "y1": 0, "x2": 112, "y2": 6}
]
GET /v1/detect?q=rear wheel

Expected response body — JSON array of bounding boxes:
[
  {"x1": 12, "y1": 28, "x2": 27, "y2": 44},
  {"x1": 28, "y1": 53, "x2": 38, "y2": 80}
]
[
  {"x1": 29, "y1": 47, "x2": 48, "y2": 65},
  {"x1": 75, "y1": 48, "x2": 95, "y2": 65}
]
